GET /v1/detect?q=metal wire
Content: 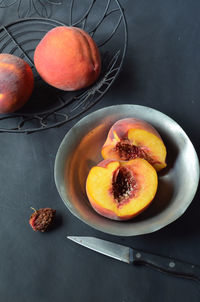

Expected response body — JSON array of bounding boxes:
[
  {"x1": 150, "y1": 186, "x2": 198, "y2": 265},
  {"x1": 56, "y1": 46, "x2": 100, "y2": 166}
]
[
  {"x1": 0, "y1": 0, "x2": 127, "y2": 133},
  {"x1": 0, "y1": 0, "x2": 63, "y2": 18}
]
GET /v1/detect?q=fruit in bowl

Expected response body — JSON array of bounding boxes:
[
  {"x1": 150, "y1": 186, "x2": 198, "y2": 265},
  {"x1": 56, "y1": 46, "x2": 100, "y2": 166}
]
[
  {"x1": 54, "y1": 105, "x2": 199, "y2": 235},
  {"x1": 34, "y1": 26, "x2": 101, "y2": 91},
  {"x1": 101, "y1": 118, "x2": 167, "y2": 172},
  {"x1": 0, "y1": 54, "x2": 34, "y2": 113},
  {"x1": 86, "y1": 117, "x2": 167, "y2": 221},
  {"x1": 86, "y1": 158, "x2": 158, "y2": 221}
]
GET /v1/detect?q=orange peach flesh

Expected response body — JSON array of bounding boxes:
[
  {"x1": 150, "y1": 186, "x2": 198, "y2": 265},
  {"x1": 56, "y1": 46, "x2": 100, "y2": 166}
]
[
  {"x1": 86, "y1": 158, "x2": 158, "y2": 221},
  {"x1": 101, "y1": 118, "x2": 167, "y2": 172}
]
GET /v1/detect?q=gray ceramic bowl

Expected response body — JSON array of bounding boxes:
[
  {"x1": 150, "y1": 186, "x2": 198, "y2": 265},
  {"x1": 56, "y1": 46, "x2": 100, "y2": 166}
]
[{"x1": 54, "y1": 104, "x2": 199, "y2": 236}]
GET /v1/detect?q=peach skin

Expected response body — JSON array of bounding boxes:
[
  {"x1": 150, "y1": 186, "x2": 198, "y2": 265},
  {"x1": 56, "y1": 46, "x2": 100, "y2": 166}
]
[
  {"x1": 101, "y1": 118, "x2": 167, "y2": 172},
  {"x1": 86, "y1": 158, "x2": 158, "y2": 221},
  {"x1": 34, "y1": 26, "x2": 101, "y2": 91},
  {"x1": 0, "y1": 54, "x2": 34, "y2": 113}
]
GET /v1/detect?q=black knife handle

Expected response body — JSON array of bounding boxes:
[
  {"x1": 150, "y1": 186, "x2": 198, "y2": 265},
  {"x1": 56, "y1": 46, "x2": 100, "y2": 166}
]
[{"x1": 130, "y1": 249, "x2": 200, "y2": 282}]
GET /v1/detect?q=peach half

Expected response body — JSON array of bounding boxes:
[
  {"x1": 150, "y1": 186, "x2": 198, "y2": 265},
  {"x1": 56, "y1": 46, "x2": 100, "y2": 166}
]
[
  {"x1": 86, "y1": 158, "x2": 158, "y2": 221},
  {"x1": 101, "y1": 118, "x2": 167, "y2": 172}
]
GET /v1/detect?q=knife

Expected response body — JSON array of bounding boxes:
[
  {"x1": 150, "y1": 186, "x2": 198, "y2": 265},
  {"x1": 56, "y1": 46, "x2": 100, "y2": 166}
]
[{"x1": 67, "y1": 236, "x2": 200, "y2": 282}]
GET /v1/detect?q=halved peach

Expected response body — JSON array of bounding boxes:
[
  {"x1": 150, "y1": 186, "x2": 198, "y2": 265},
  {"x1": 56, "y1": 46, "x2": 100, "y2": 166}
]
[
  {"x1": 86, "y1": 158, "x2": 158, "y2": 221},
  {"x1": 101, "y1": 118, "x2": 167, "y2": 171}
]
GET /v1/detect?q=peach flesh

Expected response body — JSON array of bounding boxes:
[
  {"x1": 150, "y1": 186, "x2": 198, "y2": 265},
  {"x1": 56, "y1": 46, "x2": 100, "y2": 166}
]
[{"x1": 86, "y1": 159, "x2": 158, "y2": 221}]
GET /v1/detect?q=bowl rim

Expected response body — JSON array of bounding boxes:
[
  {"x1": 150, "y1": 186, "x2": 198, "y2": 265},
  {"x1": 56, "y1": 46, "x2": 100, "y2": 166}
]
[{"x1": 54, "y1": 104, "x2": 200, "y2": 236}]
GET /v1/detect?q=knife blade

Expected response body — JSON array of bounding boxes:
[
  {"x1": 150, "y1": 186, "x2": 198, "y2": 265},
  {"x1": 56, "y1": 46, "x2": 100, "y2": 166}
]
[{"x1": 67, "y1": 236, "x2": 200, "y2": 282}]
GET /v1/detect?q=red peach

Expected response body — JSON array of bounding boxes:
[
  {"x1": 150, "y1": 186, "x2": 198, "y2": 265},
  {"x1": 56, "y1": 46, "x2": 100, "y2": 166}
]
[
  {"x1": 0, "y1": 54, "x2": 34, "y2": 113},
  {"x1": 34, "y1": 26, "x2": 101, "y2": 91}
]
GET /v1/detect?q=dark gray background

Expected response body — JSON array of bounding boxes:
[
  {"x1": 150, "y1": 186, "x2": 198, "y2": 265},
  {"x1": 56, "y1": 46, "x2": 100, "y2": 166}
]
[{"x1": 1, "y1": 1, "x2": 200, "y2": 301}]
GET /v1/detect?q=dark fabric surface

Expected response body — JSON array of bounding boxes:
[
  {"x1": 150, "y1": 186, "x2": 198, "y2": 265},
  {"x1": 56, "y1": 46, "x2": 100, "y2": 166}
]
[{"x1": 0, "y1": 1, "x2": 200, "y2": 301}]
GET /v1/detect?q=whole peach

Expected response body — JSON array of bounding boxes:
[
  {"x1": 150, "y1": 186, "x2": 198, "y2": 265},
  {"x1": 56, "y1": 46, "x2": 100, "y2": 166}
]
[
  {"x1": 34, "y1": 26, "x2": 101, "y2": 91},
  {"x1": 0, "y1": 54, "x2": 34, "y2": 113}
]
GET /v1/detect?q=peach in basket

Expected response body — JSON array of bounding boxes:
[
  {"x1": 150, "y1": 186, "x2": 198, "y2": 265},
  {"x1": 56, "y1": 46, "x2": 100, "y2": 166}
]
[{"x1": 34, "y1": 26, "x2": 101, "y2": 91}]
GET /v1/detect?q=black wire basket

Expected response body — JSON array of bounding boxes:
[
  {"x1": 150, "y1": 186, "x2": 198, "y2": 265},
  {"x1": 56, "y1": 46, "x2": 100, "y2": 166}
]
[{"x1": 0, "y1": 0, "x2": 127, "y2": 133}]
